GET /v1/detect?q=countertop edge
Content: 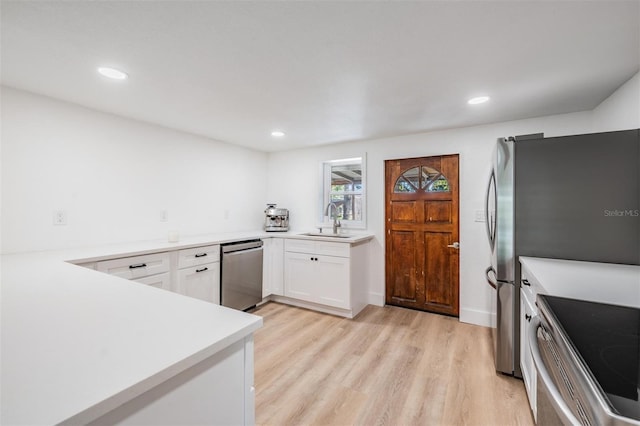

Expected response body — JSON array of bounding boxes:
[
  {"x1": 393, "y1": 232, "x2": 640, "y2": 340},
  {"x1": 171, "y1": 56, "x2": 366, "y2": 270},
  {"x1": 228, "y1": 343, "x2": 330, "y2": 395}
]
[{"x1": 62, "y1": 319, "x2": 263, "y2": 425}]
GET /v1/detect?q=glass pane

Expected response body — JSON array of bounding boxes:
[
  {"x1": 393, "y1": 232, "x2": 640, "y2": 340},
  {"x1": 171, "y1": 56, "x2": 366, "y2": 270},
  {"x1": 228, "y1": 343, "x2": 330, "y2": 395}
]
[
  {"x1": 426, "y1": 174, "x2": 450, "y2": 192},
  {"x1": 402, "y1": 167, "x2": 420, "y2": 189},
  {"x1": 329, "y1": 194, "x2": 362, "y2": 220},
  {"x1": 421, "y1": 166, "x2": 440, "y2": 189},
  {"x1": 331, "y1": 163, "x2": 362, "y2": 192},
  {"x1": 394, "y1": 177, "x2": 417, "y2": 193}
]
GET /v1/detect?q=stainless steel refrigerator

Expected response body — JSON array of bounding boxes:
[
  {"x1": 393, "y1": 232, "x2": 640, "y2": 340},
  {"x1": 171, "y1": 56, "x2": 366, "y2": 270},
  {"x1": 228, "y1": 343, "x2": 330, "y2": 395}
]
[{"x1": 485, "y1": 129, "x2": 639, "y2": 376}]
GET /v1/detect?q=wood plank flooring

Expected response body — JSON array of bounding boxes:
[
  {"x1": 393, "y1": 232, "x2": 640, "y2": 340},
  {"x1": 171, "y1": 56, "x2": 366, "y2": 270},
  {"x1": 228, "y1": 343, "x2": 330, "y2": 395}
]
[{"x1": 252, "y1": 302, "x2": 534, "y2": 426}]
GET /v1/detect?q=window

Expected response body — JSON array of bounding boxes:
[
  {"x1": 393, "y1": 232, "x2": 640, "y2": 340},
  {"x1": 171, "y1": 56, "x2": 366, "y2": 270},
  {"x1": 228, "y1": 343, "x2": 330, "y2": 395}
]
[
  {"x1": 393, "y1": 165, "x2": 450, "y2": 193},
  {"x1": 320, "y1": 156, "x2": 366, "y2": 229}
]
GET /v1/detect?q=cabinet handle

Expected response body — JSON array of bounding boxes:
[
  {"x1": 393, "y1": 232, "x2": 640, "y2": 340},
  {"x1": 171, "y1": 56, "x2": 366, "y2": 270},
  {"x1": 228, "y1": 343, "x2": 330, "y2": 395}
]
[
  {"x1": 196, "y1": 267, "x2": 208, "y2": 273},
  {"x1": 195, "y1": 253, "x2": 208, "y2": 258},
  {"x1": 522, "y1": 279, "x2": 531, "y2": 286},
  {"x1": 525, "y1": 314, "x2": 532, "y2": 322},
  {"x1": 129, "y1": 263, "x2": 147, "y2": 269}
]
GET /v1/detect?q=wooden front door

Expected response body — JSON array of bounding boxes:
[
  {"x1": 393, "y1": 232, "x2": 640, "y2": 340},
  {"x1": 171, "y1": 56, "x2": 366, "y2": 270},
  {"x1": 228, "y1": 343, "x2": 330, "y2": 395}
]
[{"x1": 385, "y1": 155, "x2": 460, "y2": 316}]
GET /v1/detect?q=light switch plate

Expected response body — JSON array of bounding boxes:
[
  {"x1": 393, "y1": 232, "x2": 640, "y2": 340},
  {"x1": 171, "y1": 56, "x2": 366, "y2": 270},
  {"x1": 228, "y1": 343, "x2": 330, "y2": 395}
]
[{"x1": 475, "y1": 210, "x2": 486, "y2": 222}]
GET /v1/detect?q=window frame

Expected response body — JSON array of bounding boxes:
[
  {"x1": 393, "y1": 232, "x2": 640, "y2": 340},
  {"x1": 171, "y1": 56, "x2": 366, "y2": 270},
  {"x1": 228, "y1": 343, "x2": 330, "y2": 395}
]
[{"x1": 318, "y1": 155, "x2": 367, "y2": 230}]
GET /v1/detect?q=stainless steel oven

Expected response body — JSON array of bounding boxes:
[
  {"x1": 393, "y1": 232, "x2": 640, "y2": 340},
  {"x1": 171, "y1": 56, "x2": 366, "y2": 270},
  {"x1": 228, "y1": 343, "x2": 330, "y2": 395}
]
[{"x1": 530, "y1": 295, "x2": 640, "y2": 425}]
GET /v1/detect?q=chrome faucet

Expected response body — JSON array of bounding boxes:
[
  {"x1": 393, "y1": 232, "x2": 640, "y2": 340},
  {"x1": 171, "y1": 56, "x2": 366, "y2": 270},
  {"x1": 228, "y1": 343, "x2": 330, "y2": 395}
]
[{"x1": 324, "y1": 202, "x2": 341, "y2": 234}]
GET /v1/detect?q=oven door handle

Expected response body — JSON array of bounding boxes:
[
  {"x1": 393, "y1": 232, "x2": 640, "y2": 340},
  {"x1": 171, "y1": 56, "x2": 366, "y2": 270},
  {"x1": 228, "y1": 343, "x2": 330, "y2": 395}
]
[{"x1": 528, "y1": 317, "x2": 581, "y2": 426}]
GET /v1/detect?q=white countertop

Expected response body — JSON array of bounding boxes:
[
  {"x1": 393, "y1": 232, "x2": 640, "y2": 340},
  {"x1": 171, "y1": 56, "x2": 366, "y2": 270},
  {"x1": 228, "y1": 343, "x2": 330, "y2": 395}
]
[
  {"x1": 58, "y1": 229, "x2": 375, "y2": 264},
  {"x1": 1, "y1": 229, "x2": 375, "y2": 424},
  {"x1": 519, "y1": 256, "x2": 640, "y2": 308}
]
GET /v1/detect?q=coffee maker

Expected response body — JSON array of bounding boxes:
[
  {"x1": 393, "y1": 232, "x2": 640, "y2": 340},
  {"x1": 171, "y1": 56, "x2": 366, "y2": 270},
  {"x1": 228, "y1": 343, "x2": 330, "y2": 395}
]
[{"x1": 264, "y1": 204, "x2": 289, "y2": 232}]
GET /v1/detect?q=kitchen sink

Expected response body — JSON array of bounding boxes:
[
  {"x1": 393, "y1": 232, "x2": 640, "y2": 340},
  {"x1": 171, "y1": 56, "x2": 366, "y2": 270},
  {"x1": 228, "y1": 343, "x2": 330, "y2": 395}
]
[{"x1": 299, "y1": 232, "x2": 352, "y2": 238}]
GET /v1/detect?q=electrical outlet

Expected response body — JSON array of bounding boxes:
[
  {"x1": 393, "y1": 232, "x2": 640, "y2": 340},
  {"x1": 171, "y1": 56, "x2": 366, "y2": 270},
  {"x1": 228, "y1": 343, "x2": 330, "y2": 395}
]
[
  {"x1": 160, "y1": 210, "x2": 168, "y2": 222},
  {"x1": 53, "y1": 210, "x2": 67, "y2": 225}
]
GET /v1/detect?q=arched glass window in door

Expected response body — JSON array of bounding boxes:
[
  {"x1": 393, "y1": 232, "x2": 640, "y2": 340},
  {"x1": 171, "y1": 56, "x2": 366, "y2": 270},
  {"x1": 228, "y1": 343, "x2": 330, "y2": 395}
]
[
  {"x1": 394, "y1": 165, "x2": 450, "y2": 193},
  {"x1": 394, "y1": 167, "x2": 419, "y2": 192}
]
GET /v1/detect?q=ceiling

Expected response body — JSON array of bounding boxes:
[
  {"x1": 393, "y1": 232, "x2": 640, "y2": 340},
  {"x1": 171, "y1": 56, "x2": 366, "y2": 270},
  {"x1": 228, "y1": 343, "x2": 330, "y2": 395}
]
[{"x1": 1, "y1": 1, "x2": 638, "y2": 152}]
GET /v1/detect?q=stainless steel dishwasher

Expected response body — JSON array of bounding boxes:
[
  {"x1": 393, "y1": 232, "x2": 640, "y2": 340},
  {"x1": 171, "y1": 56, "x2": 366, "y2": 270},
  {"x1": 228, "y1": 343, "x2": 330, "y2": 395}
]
[{"x1": 220, "y1": 239, "x2": 263, "y2": 311}]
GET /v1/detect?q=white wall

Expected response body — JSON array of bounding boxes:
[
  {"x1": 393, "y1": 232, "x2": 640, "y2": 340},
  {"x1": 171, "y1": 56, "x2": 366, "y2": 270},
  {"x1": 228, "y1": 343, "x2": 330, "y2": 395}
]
[
  {"x1": 2, "y1": 70, "x2": 638, "y2": 325},
  {"x1": 267, "y1": 71, "x2": 640, "y2": 327},
  {"x1": 591, "y1": 72, "x2": 640, "y2": 131},
  {"x1": 1, "y1": 87, "x2": 268, "y2": 253}
]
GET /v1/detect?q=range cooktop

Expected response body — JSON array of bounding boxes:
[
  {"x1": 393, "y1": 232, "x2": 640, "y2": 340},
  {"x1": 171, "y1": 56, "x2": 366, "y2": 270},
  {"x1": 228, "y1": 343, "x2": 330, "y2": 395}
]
[{"x1": 542, "y1": 295, "x2": 640, "y2": 421}]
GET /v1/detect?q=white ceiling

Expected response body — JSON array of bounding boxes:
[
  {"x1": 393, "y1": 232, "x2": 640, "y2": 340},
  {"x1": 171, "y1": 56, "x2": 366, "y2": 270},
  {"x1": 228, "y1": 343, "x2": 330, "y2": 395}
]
[{"x1": 1, "y1": 1, "x2": 638, "y2": 152}]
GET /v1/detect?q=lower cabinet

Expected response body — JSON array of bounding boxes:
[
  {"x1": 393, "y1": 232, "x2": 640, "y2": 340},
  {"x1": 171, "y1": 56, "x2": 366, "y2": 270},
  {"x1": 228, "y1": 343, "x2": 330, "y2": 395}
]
[
  {"x1": 177, "y1": 263, "x2": 221, "y2": 304},
  {"x1": 97, "y1": 252, "x2": 171, "y2": 291},
  {"x1": 520, "y1": 286, "x2": 538, "y2": 421},
  {"x1": 284, "y1": 252, "x2": 350, "y2": 309},
  {"x1": 176, "y1": 245, "x2": 221, "y2": 305},
  {"x1": 135, "y1": 272, "x2": 172, "y2": 290},
  {"x1": 283, "y1": 239, "x2": 356, "y2": 312},
  {"x1": 95, "y1": 245, "x2": 221, "y2": 305},
  {"x1": 262, "y1": 238, "x2": 284, "y2": 298}
]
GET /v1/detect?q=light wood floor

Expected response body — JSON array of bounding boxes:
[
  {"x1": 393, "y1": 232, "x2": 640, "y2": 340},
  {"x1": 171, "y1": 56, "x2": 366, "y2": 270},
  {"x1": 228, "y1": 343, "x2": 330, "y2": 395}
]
[{"x1": 252, "y1": 302, "x2": 534, "y2": 426}]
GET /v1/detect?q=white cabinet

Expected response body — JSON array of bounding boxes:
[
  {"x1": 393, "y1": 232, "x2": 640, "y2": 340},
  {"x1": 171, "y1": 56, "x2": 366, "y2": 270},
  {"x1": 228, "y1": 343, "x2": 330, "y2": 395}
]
[
  {"x1": 283, "y1": 239, "x2": 359, "y2": 314},
  {"x1": 135, "y1": 272, "x2": 171, "y2": 290},
  {"x1": 284, "y1": 252, "x2": 350, "y2": 309},
  {"x1": 176, "y1": 245, "x2": 221, "y2": 305},
  {"x1": 262, "y1": 238, "x2": 284, "y2": 297},
  {"x1": 177, "y1": 244, "x2": 220, "y2": 269},
  {"x1": 97, "y1": 252, "x2": 171, "y2": 291},
  {"x1": 520, "y1": 269, "x2": 538, "y2": 421}
]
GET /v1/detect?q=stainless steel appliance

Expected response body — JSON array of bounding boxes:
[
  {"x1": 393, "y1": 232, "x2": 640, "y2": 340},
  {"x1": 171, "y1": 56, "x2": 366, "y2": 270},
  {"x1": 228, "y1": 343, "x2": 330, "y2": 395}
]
[
  {"x1": 220, "y1": 240, "x2": 263, "y2": 311},
  {"x1": 531, "y1": 295, "x2": 640, "y2": 425},
  {"x1": 485, "y1": 129, "x2": 639, "y2": 376},
  {"x1": 264, "y1": 204, "x2": 289, "y2": 232}
]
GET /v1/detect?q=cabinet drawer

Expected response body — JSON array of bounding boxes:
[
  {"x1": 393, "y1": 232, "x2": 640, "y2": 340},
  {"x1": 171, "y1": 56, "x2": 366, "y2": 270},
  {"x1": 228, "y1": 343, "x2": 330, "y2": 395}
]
[
  {"x1": 285, "y1": 239, "x2": 350, "y2": 257},
  {"x1": 134, "y1": 272, "x2": 171, "y2": 291},
  {"x1": 97, "y1": 252, "x2": 170, "y2": 279},
  {"x1": 178, "y1": 245, "x2": 220, "y2": 268},
  {"x1": 177, "y1": 262, "x2": 220, "y2": 304},
  {"x1": 520, "y1": 264, "x2": 539, "y2": 304}
]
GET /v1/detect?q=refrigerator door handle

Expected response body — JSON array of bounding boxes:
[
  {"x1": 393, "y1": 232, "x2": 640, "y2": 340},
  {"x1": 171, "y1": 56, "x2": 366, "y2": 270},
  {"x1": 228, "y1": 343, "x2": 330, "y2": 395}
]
[
  {"x1": 485, "y1": 170, "x2": 497, "y2": 251},
  {"x1": 485, "y1": 266, "x2": 497, "y2": 289}
]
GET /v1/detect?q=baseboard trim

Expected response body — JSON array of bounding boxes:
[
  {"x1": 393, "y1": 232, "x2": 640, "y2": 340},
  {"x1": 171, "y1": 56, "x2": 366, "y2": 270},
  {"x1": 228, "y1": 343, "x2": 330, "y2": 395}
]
[
  {"x1": 367, "y1": 291, "x2": 384, "y2": 306},
  {"x1": 459, "y1": 307, "x2": 495, "y2": 328}
]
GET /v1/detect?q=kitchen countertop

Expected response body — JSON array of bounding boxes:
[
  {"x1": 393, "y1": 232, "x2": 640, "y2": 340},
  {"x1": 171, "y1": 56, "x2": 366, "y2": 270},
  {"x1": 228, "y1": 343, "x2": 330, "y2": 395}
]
[
  {"x1": 519, "y1": 256, "x2": 640, "y2": 308},
  {"x1": 0, "y1": 229, "x2": 375, "y2": 424},
  {"x1": 60, "y1": 230, "x2": 375, "y2": 263}
]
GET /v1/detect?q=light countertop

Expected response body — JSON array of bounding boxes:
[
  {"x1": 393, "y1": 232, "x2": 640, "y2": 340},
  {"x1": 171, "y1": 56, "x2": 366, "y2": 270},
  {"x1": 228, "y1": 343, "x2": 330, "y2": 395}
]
[
  {"x1": 1, "y1": 229, "x2": 375, "y2": 424},
  {"x1": 519, "y1": 256, "x2": 640, "y2": 308},
  {"x1": 58, "y1": 230, "x2": 375, "y2": 264}
]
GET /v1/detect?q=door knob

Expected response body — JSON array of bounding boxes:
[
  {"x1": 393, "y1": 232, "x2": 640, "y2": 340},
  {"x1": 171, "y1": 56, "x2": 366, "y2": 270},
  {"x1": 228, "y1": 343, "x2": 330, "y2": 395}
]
[{"x1": 447, "y1": 242, "x2": 460, "y2": 249}]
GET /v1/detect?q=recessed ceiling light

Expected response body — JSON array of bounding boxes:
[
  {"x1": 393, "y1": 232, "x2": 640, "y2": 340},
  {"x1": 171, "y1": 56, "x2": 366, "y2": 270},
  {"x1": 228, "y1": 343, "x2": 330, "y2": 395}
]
[
  {"x1": 97, "y1": 67, "x2": 128, "y2": 80},
  {"x1": 271, "y1": 130, "x2": 285, "y2": 137},
  {"x1": 468, "y1": 96, "x2": 490, "y2": 105}
]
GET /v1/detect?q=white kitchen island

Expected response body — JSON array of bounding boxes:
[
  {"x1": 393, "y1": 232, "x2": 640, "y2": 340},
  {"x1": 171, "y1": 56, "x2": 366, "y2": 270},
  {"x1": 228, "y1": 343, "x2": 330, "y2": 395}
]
[{"x1": 1, "y1": 248, "x2": 263, "y2": 425}]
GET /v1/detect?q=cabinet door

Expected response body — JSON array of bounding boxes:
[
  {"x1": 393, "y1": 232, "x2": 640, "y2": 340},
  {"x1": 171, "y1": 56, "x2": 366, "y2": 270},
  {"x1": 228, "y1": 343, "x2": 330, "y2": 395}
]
[
  {"x1": 263, "y1": 239, "x2": 284, "y2": 298},
  {"x1": 270, "y1": 239, "x2": 284, "y2": 296},
  {"x1": 177, "y1": 262, "x2": 220, "y2": 304},
  {"x1": 134, "y1": 272, "x2": 171, "y2": 291},
  {"x1": 520, "y1": 288, "x2": 537, "y2": 419},
  {"x1": 316, "y1": 255, "x2": 350, "y2": 309},
  {"x1": 284, "y1": 252, "x2": 316, "y2": 303}
]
